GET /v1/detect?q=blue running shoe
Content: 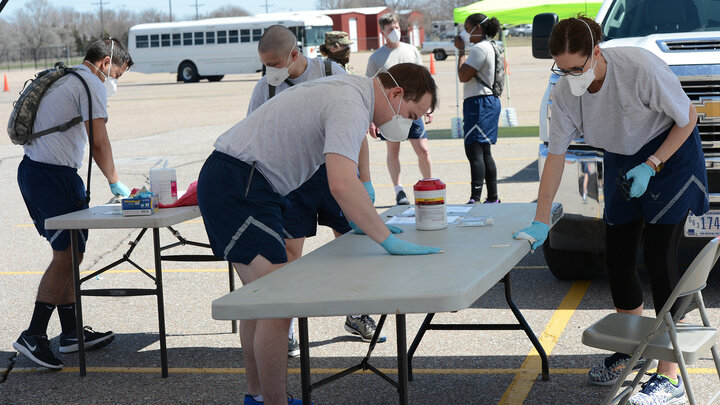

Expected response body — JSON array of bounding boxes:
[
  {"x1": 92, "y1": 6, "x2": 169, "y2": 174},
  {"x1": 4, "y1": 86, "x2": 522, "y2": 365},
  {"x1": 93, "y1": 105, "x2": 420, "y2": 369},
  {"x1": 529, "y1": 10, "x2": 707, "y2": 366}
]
[
  {"x1": 629, "y1": 373, "x2": 686, "y2": 405},
  {"x1": 243, "y1": 394, "x2": 310, "y2": 404}
]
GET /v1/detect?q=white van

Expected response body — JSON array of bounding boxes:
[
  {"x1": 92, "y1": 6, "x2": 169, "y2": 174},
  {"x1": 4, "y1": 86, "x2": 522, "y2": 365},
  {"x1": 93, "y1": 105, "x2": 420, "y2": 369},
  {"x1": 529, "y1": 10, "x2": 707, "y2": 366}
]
[
  {"x1": 128, "y1": 13, "x2": 334, "y2": 82},
  {"x1": 532, "y1": 0, "x2": 720, "y2": 279}
]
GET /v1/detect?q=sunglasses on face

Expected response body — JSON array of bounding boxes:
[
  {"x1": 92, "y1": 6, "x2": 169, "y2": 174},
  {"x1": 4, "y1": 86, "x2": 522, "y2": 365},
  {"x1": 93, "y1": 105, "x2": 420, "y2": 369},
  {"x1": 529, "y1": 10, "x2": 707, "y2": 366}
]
[{"x1": 550, "y1": 52, "x2": 591, "y2": 76}]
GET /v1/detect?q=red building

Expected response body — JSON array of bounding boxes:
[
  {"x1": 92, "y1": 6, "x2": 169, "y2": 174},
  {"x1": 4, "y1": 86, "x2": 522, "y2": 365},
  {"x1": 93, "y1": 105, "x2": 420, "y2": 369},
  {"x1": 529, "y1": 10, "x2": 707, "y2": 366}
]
[{"x1": 323, "y1": 6, "x2": 425, "y2": 51}]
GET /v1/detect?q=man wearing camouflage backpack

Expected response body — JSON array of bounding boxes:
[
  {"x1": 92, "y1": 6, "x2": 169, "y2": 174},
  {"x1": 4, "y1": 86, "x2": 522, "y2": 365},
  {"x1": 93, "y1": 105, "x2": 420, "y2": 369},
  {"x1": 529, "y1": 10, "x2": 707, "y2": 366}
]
[{"x1": 13, "y1": 38, "x2": 133, "y2": 370}]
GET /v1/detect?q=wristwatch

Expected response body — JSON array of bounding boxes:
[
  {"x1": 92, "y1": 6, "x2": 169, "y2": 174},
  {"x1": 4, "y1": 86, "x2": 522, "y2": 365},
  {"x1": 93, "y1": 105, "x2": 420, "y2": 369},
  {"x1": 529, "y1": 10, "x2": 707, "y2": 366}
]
[{"x1": 648, "y1": 154, "x2": 664, "y2": 173}]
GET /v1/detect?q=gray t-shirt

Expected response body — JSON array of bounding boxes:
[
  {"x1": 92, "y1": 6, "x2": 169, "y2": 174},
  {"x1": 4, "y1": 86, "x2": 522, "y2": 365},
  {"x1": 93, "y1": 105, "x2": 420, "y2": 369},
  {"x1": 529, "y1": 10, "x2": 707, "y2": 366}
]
[
  {"x1": 549, "y1": 47, "x2": 690, "y2": 156},
  {"x1": 463, "y1": 40, "x2": 495, "y2": 99},
  {"x1": 247, "y1": 57, "x2": 346, "y2": 114},
  {"x1": 24, "y1": 64, "x2": 108, "y2": 168},
  {"x1": 215, "y1": 74, "x2": 374, "y2": 196},
  {"x1": 365, "y1": 42, "x2": 423, "y2": 77}
]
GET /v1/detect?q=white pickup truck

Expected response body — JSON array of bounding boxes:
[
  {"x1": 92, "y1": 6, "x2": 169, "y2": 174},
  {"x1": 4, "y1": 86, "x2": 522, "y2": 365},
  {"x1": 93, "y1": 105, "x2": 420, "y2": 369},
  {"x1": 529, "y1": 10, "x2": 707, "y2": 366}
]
[
  {"x1": 532, "y1": 0, "x2": 720, "y2": 279},
  {"x1": 421, "y1": 40, "x2": 456, "y2": 61}
]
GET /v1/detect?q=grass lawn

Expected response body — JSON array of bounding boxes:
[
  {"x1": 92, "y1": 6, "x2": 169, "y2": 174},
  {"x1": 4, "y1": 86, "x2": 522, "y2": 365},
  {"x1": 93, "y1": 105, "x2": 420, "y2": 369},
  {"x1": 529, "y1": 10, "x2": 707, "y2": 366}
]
[{"x1": 427, "y1": 126, "x2": 538, "y2": 140}]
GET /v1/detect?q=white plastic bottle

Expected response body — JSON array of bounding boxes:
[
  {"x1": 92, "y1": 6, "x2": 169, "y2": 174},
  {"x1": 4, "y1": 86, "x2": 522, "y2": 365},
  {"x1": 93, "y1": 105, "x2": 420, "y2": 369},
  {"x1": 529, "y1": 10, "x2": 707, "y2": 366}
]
[{"x1": 149, "y1": 159, "x2": 178, "y2": 205}]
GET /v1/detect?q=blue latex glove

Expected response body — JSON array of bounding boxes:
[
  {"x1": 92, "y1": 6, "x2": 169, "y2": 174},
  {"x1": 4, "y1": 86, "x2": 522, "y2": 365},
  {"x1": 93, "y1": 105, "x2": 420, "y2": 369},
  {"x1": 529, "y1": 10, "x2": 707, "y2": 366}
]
[
  {"x1": 109, "y1": 181, "x2": 130, "y2": 197},
  {"x1": 349, "y1": 221, "x2": 403, "y2": 235},
  {"x1": 380, "y1": 234, "x2": 442, "y2": 255},
  {"x1": 362, "y1": 181, "x2": 375, "y2": 203},
  {"x1": 513, "y1": 221, "x2": 550, "y2": 251},
  {"x1": 626, "y1": 163, "x2": 655, "y2": 198}
]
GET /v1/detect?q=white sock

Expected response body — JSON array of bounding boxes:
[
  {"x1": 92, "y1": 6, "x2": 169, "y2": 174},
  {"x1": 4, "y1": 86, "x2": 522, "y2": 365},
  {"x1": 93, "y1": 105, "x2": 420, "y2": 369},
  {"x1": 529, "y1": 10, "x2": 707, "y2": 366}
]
[
  {"x1": 252, "y1": 394, "x2": 264, "y2": 402},
  {"x1": 350, "y1": 315, "x2": 362, "y2": 319},
  {"x1": 289, "y1": 318, "x2": 295, "y2": 339},
  {"x1": 394, "y1": 185, "x2": 404, "y2": 194}
]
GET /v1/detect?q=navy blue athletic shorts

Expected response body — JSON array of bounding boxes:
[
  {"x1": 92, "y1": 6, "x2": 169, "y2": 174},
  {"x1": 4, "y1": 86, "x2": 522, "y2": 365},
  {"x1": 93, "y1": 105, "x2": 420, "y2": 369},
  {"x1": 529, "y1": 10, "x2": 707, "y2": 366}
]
[
  {"x1": 17, "y1": 156, "x2": 89, "y2": 252},
  {"x1": 463, "y1": 95, "x2": 501, "y2": 145},
  {"x1": 197, "y1": 151, "x2": 290, "y2": 264},
  {"x1": 378, "y1": 118, "x2": 427, "y2": 141},
  {"x1": 604, "y1": 125, "x2": 708, "y2": 225},
  {"x1": 283, "y1": 164, "x2": 351, "y2": 238}
]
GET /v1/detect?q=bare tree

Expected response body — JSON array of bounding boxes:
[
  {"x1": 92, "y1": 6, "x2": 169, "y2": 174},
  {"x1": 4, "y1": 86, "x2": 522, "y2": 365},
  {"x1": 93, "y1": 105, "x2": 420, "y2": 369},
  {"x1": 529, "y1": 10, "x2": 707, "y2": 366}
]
[
  {"x1": 205, "y1": 5, "x2": 250, "y2": 18},
  {"x1": 12, "y1": 0, "x2": 61, "y2": 68},
  {"x1": 315, "y1": 0, "x2": 385, "y2": 10}
]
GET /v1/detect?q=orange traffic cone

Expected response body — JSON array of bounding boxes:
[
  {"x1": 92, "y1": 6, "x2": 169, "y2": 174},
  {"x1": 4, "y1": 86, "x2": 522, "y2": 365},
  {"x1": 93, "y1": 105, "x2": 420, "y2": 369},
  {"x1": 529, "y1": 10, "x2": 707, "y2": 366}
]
[
  {"x1": 429, "y1": 54, "x2": 436, "y2": 75},
  {"x1": 3, "y1": 74, "x2": 8, "y2": 92}
]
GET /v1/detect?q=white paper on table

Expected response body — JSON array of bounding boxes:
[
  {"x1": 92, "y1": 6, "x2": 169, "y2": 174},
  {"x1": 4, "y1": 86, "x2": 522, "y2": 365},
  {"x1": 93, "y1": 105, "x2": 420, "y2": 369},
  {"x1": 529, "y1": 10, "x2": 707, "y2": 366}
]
[
  {"x1": 447, "y1": 206, "x2": 472, "y2": 214},
  {"x1": 386, "y1": 216, "x2": 416, "y2": 225},
  {"x1": 447, "y1": 215, "x2": 460, "y2": 224},
  {"x1": 398, "y1": 208, "x2": 415, "y2": 217}
]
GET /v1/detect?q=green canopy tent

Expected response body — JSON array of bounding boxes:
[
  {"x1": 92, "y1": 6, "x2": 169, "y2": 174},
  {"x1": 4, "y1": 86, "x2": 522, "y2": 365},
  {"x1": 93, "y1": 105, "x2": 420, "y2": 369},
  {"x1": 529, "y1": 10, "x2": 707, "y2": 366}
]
[{"x1": 449, "y1": 0, "x2": 602, "y2": 128}]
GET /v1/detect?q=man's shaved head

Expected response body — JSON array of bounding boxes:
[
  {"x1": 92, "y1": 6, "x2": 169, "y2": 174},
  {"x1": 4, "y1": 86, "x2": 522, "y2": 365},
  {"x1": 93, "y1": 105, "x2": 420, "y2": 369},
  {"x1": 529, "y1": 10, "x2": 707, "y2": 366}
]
[{"x1": 258, "y1": 25, "x2": 297, "y2": 56}]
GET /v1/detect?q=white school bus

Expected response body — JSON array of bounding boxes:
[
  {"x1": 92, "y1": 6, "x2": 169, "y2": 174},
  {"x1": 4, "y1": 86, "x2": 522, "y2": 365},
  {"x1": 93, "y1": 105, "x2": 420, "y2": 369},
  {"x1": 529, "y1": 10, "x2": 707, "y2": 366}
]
[{"x1": 128, "y1": 13, "x2": 334, "y2": 82}]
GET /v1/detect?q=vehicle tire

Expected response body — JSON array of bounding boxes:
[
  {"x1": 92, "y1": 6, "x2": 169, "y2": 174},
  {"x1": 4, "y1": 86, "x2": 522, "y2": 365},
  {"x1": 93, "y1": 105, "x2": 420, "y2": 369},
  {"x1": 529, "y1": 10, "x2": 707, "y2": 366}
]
[
  {"x1": 542, "y1": 233, "x2": 605, "y2": 280},
  {"x1": 207, "y1": 75, "x2": 224, "y2": 82},
  {"x1": 433, "y1": 49, "x2": 447, "y2": 61},
  {"x1": 178, "y1": 62, "x2": 200, "y2": 83}
]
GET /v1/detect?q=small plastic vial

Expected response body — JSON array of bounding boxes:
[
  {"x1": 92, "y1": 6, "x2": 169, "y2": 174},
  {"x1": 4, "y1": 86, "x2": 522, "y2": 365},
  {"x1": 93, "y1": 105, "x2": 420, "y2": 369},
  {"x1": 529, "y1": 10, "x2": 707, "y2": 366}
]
[{"x1": 458, "y1": 216, "x2": 494, "y2": 227}]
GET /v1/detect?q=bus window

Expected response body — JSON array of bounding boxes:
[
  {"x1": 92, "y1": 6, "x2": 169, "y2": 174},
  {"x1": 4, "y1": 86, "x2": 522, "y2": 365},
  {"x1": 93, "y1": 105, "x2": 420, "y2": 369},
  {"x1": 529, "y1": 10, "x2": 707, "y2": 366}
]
[
  {"x1": 229, "y1": 30, "x2": 239, "y2": 43},
  {"x1": 217, "y1": 30, "x2": 227, "y2": 44},
  {"x1": 252, "y1": 29, "x2": 262, "y2": 41},
  {"x1": 150, "y1": 34, "x2": 160, "y2": 47},
  {"x1": 161, "y1": 34, "x2": 170, "y2": 47},
  {"x1": 240, "y1": 29, "x2": 250, "y2": 43},
  {"x1": 194, "y1": 32, "x2": 204, "y2": 45},
  {"x1": 183, "y1": 32, "x2": 192, "y2": 45},
  {"x1": 172, "y1": 33, "x2": 181, "y2": 46},
  {"x1": 136, "y1": 35, "x2": 149, "y2": 48},
  {"x1": 303, "y1": 26, "x2": 330, "y2": 47},
  {"x1": 206, "y1": 31, "x2": 215, "y2": 44}
]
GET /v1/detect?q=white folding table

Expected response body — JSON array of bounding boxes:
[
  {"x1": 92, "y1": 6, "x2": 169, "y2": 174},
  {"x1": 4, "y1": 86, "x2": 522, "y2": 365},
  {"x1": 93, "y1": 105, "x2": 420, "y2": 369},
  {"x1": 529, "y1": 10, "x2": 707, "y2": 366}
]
[
  {"x1": 212, "y1": 202, "x2": 563, "y2": 404},
  {"x1": 45, "y1": 204, "x2": 236, "y2": 377}
]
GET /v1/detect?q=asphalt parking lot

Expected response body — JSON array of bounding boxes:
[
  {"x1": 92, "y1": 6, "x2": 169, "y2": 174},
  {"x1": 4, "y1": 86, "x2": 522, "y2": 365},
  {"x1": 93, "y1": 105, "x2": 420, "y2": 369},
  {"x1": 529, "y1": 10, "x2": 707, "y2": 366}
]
[{"x1": 1, "y1": 47, "x2": 718, "y2": 404}]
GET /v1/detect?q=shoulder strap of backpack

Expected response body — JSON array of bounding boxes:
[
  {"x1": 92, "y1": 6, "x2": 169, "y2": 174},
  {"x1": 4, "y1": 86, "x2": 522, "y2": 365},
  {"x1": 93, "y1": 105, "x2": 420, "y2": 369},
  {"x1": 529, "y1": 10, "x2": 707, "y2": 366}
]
[
  {"x1": 324, "y1": 59, "x2": 333, "y2": 76},
  {"x1": 31, "y1": 116, "x2": 84, "y2": 138},
  {"x1": 268, "y1": 78, "x2": 295, "y2": 99},
  {"x1": 64, "y1": 69, "x2": 93, "y2": 206}
]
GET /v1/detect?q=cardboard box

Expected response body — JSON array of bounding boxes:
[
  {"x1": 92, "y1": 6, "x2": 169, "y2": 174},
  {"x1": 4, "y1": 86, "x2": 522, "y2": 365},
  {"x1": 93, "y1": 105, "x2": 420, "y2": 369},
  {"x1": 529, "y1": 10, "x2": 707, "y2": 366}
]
[{"x1": 121, "y1": 194, "x2": 159, "y2": 216}]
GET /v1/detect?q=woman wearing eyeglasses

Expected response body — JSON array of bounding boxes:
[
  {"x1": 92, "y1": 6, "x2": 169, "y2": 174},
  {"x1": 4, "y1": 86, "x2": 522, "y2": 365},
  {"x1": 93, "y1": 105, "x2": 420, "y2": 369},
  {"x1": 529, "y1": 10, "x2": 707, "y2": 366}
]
[{"x1": 513, "y1": 16, "x2": 707, "y2": 404}]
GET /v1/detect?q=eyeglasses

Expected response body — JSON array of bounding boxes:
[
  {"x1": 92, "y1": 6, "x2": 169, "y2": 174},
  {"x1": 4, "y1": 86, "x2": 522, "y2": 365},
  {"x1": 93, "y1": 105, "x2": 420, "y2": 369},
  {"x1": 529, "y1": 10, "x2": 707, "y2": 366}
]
[{"x1": 550, "y1": 52, "x2": 591, "y2": 76}]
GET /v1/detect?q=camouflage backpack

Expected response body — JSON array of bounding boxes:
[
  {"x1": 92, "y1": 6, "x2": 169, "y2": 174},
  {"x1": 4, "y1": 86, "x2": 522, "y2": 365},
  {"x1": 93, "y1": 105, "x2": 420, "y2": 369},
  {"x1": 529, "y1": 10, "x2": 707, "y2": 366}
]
[
  {"x1": 7, "y1": 62, "x2": 92, "y2": 145},
  {"x1": 474, "y1": 40, "x2": 505, "y2": 97},
  {"x1": 7, "y1": 61, "x2": 96, "y2": 205}
]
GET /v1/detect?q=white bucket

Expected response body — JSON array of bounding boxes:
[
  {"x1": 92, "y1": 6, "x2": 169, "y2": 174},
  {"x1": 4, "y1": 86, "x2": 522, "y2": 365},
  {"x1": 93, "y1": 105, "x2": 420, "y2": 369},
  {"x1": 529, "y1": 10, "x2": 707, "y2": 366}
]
[
  {"x1": 149, "y1": 160, "x2": 177, "y2": 205},
  {"x1": 451, "y1": 117, "x2": 464, "y2": 139},
  {"x1": 413, "y1": 178, "x2": 447, "y2": 231},
  {"x1": 501, "y1": 107, "x2": 519, "y2": 127}
]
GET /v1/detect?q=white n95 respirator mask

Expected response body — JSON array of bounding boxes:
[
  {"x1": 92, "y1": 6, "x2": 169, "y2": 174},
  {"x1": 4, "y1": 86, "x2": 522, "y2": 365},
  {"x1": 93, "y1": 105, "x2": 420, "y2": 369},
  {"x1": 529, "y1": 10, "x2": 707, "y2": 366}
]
[
  {"x1": 566, "y1": 53, "x2": 597, "y2": 96},
  {"x1": 376, "y1": 72, "x2": 414, "y2": 142},
  {"x1": 386, "y1": 28, "x2": 401, "y2": 43},
  {"x1": 265, "y1": 45, "x2": 295, "y2": 86}
]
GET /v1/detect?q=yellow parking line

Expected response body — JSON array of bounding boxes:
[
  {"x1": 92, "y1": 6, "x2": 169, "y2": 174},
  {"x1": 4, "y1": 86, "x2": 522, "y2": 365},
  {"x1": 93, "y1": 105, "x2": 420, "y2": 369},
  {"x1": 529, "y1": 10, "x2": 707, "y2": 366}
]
[
  {"x1": 499, "y1": 280, "x2": 592, "y2": 404},
  {"x1": 11, "y1": 366, "x2": 717, "y2": 375}
]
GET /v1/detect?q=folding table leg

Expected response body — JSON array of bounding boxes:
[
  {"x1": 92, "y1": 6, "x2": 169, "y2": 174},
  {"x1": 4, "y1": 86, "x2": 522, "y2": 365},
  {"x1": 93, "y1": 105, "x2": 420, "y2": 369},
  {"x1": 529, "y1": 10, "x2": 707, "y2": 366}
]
[
  {"x1": 228, "y1": 262, "x2": 237, "y2": 333},
  {"x1": 504, "y1": 274, "x2": 549, "y2": 380},
  {"x1": 71, "y1": 229, "x2": 86, "y2": 377},
  {"x1": 299, "y1": 318, "x2": 312, "y2": 405},
  {"x1": 407, "y1": 313, "x2": 435, "y2": 381},
  {"x1": 153, "y1": 228, "x2": 169, "y2": 378},
  {"x1": 396, "y1": 314, "x2": 409, "y2": 405}
]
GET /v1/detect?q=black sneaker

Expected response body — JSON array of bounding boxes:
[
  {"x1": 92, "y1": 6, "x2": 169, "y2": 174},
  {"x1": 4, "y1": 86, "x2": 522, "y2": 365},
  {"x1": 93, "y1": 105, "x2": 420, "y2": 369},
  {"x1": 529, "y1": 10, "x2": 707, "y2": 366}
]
[
  {"x1": 13, "y1": 331, "x2": 63, "y2": 369},
  {"x1": 59, "y1": 326, "x2": 115, "y2": 353},
  {"x1": 396, "y1": 190, "x2": 410, "y2": 205},
  {"x1": 288, "y1": 336, "x2": 300, "y2": 358}
]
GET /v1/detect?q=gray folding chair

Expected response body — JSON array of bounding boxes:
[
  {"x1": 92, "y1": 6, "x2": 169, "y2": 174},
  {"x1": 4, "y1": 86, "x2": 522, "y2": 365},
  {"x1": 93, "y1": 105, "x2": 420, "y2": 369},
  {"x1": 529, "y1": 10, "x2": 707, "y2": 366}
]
[{"x1": 582, "y1": 237, "x2": 720, "y2": 405}]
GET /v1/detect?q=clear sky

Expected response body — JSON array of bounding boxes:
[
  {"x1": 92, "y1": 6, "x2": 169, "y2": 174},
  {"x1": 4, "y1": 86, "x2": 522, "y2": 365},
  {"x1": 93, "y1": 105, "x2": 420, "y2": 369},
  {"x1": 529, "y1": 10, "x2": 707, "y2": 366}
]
[{"x1": 2, "y1": 0, "x2": 319, "y2": 19}]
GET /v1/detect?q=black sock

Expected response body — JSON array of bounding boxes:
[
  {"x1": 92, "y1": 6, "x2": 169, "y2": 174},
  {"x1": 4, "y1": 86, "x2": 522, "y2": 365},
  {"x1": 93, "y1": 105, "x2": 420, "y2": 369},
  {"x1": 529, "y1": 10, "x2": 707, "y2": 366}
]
[
  {"x1": 57, "y1": 303, "x2": 77, "y2": 335},
  {"x1": 27, "y1": 301, "x2": 56, "y2": 336}
]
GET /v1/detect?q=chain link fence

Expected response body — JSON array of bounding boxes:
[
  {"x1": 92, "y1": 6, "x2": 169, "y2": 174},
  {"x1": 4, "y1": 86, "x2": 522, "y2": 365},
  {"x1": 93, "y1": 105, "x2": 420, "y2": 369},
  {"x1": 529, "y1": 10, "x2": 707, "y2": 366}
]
[{"x1": 0, "y1": 46, "x2": 84, "y2": 71}]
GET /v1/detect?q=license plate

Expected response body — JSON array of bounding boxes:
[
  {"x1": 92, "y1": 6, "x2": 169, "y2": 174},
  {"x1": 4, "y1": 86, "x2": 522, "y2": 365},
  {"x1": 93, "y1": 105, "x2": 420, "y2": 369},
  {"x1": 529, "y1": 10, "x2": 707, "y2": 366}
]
[{"x1": 685, "y1": 210, "x2": 720, "y2": 237}]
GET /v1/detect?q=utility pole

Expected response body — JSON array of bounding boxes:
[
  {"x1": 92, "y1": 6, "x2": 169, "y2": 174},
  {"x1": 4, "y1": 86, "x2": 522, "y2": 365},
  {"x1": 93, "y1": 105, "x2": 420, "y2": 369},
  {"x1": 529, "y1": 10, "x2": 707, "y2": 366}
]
[
  {"x1": 92, "y1": 0, "x2": 108, "y2": 38},
  {"x1": 169, "y1": 0, "x2": 173, "y2": 22},
  {"x1": 260, "y1": 0, "x2": 273, "y2": 13},
  {"x1": 191, "y1": 0, "x2": 204, "y2": 20}
]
